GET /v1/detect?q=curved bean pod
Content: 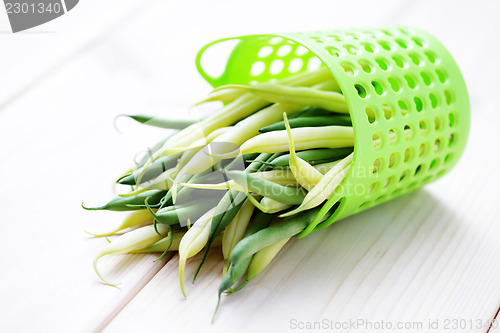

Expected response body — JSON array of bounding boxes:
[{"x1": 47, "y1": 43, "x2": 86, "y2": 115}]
[
  {"x1": 82, "y1": 190, "x2": 167, "y2": 211},
  {"x1": 284, "y1": 113, "x2": 323, "y2": 191},
  {"x1": 227, "y1": 170, "x2": 307, "y2": 205},
  {"x1": 86, "y1": 209, "x2": 154, "y2": 237},
  {"x1": 117, "y1": 114, "x2": 197, "y2": 130},
  {"x1": 222, "y1": 199, "x2": 255, "y2": 275},
  {"x1": 178, "y1": 207, "x2": 216, "y2": 297},
  {"x1": 259, "y1": 115, "x2": 351, "y2": 133},
  {"x1": 93, "y1": 224, "x2": 170, "y2": 286},
  {"x1": 214, "y1": 83, "x2": 349, "y2": 114},
  {"x1": 246, "y1": 237, "x2": 291, "y2": 281},
  {"x1": 280, "y1": 153, "x2": 353, "y2": 217},
  {"x1": 239, "y1": 126, "x2": 354, "y2": 155}
]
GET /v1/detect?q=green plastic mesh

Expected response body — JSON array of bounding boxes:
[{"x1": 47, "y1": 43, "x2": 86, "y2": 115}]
[{"x1": 195, "y1": 27, "x2": 470, "y2": 234}]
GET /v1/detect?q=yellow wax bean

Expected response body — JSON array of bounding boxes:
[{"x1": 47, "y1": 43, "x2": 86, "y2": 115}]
[
  {"x1": 137, "y1": 167, "x2": 177, "y2": 191},
  {"x1": 131, "y1": 230, "x2": 185, "y2": 253},
  {"x1": 222, "y1": 200, "x2": 255, "y2": 269},
  {"x1": 178, "y1": 207, "x2": 216, "y2": 297},
  {"x1": 194, "y1": 88, "x2": 245, "y2": 106},
  {"x1": 247, "y1": 196, "x2": 293, "y2": 214},
  {"x1": 240, "y1": 126, "x2": 354, "y2": 154},
  {"x1": 86, "y1": 209, "x2": 154, "y2": 237},
  {"x1": 93, "y1": 224, "x2": 169, "y2": 286},
  {"x1": 284, "y1": 113, "x2": 323, "y2": 191},
  {"x1": 157, "y1": 68, "x2": 333, "y2": 158},
  {"x1": 214, "y1": 103, "x2": 303, "y2": 147},
  {"x1": 281, "y1": 153, "x2": 353, "y2": 217},
  {"x1": 215, "y1": 83, "x2": 349, "y2": 114},
  {"x1": 246, "y1": 237, "x2": 291, "y2": 281}
]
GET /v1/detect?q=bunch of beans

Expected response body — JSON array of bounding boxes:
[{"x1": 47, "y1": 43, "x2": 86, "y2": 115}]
[{"x1": 84, "y1": 67, "x2": 361, "y2": 318}]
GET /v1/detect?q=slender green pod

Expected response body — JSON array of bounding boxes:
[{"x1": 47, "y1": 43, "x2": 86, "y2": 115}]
[
  {"x1": 214, "y1": 211, "x2": 277, "y2": 318},
  {"x1": 246, "y1": 237, "x2": 291, "y2": 281},
  {"x1": 222, "y1": 199, "x2": 255, "y2": 274},
  {"x1": 82, "y1": 190, "x2": 167, "y2": 211},
  {"x1": 229, "y1": 207, "x2": 332, "y2": 267},
  {"x1": 134, "y1": 132, "x2": 177, "y2": 169},
  {"x1": 194, "y1": 153, "x2": 273, "y2": 281},
  {"x1": 148, "y1": 197, "x2": 219, "y2": 226},
  {"x1": 227, "y1": 170, "x2": 307, "y2": 205},
  {"x1": 259, "y1": 115, "x2": 351, "y2": 133},
  {"x1": 117, "y1": 114, "x2": 197, "y2": 130},
  {"x1": 266, "y1": 148, "x2": 353, "y2": 169},
  {"x1": 118, "y1": 155, "x2": 180, "y2": 185}
]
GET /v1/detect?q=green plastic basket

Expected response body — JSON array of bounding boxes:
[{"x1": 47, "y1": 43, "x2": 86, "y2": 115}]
[{"x1": 195, "y1": 27, "x2": 470, "y2": 236}]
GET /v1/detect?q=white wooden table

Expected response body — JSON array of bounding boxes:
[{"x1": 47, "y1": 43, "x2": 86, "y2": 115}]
[{"x1": 1, "y1": 1, "x2": 499, "y2": 332}]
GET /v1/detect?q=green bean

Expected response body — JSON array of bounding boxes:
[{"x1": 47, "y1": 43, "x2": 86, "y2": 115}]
[
  {"x1": 147, "y1": 196, "x2": 219, "y2": 226},
  {"x1": 214, "y1": 83, "x2": 349, "y2": 114},
  {"x1": 117, "y1": 114, "x2": 197, "y2": 130},
  {"x1": 214, "y1": 211, "x2": 276, "y2": 320},
  {"x1": 256, "y1": 148, "x2": 353, "y2": 169},
  {"x1": 222, "y1": 199, "x2": 255, "y2": 275},
  {"x1": 118, "y1": 155, "x2": 180, "y2": 185},
  {"x1": 82, "y1": 190, "x2": 167, "y2": 211},
  {"x1": 239, "y1": 126, "x2": 354, "y2": 154},
  {"x1": 230, "y1": 207, "x2": 332, "y2": 267},
  {"x1": 259, "y1": 115, "x2": 351, "y2": 133},
  {"x1": 135, "y1": 132, "x2": 177, "y2": 169},
  {"x1": 246, "y1": 237, "x2": 291, "y2": 281},
  {"x1": 226, "y1": 170, "x2": 307, "y2": 205}
]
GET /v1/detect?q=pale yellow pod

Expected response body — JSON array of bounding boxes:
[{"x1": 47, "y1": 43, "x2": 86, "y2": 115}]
[
  {"x1": 246, "y1": 237, "x2": 291, "y2": 281},
  {"x1": 215, "y1": 83, "x2": 349, "y2": 114},
  {"x1": 178, "y1": 207, "x2": 216, "y2": 297},
  {"x1": 93, "y1": 224, "x2": 169, "y2": 286},
  {"x1": 283, "y1": 113, "x2": 323, "y2": 191},
  {"x1": 281, "y1": 153, "x2": 353, "y2": 217},
  {"x1": 86, "y1": 209, "x2": 154, "y2": 237},
  {"x1": 240, "y1": 126, "x2": 354, "y2": 155},
  {"x1": 222, "y1": 199, "x2": 255, "y2": 260},
  {"x1": 258, "y1": 197, "x2": 292, "y2": 214}
]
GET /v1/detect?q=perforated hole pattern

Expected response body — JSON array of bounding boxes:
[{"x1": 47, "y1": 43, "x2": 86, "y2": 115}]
[{"x1": 197, "y1": 27, "x2": 470, "y2": 223}]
